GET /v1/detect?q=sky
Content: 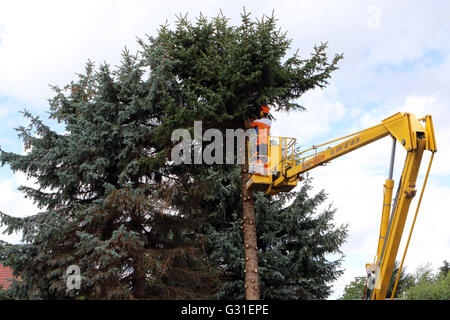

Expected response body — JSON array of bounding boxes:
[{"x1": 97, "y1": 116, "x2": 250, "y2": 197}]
[{"x1": 0, "y1": 0, "x2": 449, "y2": 299}]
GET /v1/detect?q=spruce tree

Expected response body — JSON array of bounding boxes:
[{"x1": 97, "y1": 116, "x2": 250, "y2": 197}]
[
  {"x1": 0, "y1": 54, "x2": 217, "y2": 299},
  {"x1": 199, "y1": 171, "x2": 347, "y2": 299},
  {"x1": 137, "y1": 11, "x2": 343, "y2": 299}
]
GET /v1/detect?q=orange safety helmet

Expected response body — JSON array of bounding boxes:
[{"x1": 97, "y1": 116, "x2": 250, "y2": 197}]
[{"x1": 260, "y1": 105, "x2": 270, "y2": 114}]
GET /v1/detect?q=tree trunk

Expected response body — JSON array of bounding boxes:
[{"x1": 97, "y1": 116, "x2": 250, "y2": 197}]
[
  {"x1": 241, "y1": 161, "x2": 260, "y2": 300},
  {"x1": 133, "y1": 258, "x2": 146, "y2": 299}
]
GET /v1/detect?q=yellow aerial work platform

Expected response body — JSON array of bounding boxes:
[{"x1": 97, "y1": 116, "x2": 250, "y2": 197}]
[
  {"x1": 244, "y1": 112, "x2": 437, "y2": 300},
  {"x1": 246, "y1": 136, "x2": 298, "y2": 195}
]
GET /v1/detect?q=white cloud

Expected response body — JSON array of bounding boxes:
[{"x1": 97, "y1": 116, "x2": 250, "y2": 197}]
[
  {"x1": 0, "y1": 171, "x2": 39, "y2": 244},
  {"x1": 0, "y1": 24, "x2": 4, "y2": 46},
  {"x1": 271, "y1": 87, "x2": 347, "y2": 144}
]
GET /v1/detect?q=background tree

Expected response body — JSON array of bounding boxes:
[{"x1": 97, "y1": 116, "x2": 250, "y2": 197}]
[
  {"x1": 402, "y1": 273, "x2": 450, "y2": 300},
  {"x1": 438, "y1": 260, "x2": 450, "y2": 278},
  {"x1": 340, "y1": 276, "x2": 367, "y2": 300},
  {"x1": 339, "y1": 261, "x2": 413, "y2": 300},
  {"x1": 401, "y1": 262, "x2": 450, "y2": 300},
  {"x1": 0, "y1": 286, "x2": 10, "y2": 300},
  {"x1": 384, "y1": 261, "x2": 414, "y2": 299}
]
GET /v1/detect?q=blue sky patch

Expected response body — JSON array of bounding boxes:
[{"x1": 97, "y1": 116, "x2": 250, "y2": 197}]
[{"x1": 372, "y1": 49, "x2": 446, "y2": 73}]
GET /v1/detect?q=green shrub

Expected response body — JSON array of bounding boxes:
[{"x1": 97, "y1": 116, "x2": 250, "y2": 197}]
[{"x1": 402, "y1": 272, "x2": 450, "y2": 300}]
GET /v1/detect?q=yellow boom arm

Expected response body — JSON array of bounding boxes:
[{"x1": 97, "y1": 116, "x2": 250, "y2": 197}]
[{"x1": 246, "y1": 112, "x2": 437, "y2": 300}]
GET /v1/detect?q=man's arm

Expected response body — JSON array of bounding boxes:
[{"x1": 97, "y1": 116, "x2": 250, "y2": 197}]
[{"x1": 245, "y1": 119, "x2": 255, "y2": 129}]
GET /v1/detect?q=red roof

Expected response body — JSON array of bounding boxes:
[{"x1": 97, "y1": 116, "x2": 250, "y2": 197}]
[{"x1": 0, "y1": 264, "x2": 15, "y2": 289}]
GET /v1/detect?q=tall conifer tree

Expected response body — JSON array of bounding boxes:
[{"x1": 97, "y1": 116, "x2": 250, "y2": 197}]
[{"x1": 138, "y1": 11, "x2": 343, "y2": 299}]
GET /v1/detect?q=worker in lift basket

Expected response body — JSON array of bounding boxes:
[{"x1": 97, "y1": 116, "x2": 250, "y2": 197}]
[{"x1": 249, "y1": 105, "x2": 272, "y2": 176}]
